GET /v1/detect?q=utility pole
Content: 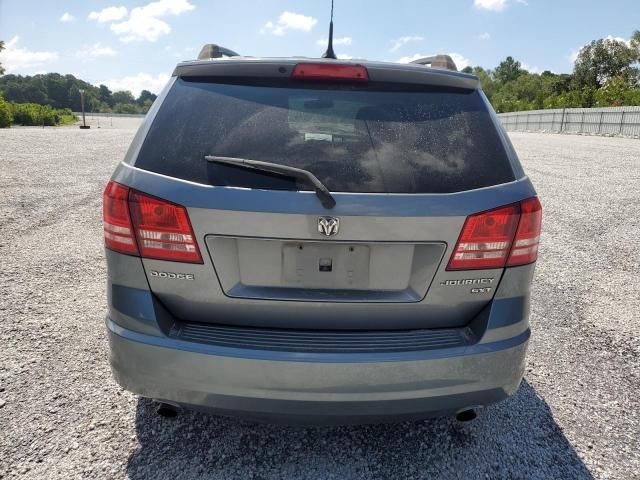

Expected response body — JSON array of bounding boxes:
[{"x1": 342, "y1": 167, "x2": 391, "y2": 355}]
[{"x1": 79, "y1": 89, "x2": 90, "y2": 129}]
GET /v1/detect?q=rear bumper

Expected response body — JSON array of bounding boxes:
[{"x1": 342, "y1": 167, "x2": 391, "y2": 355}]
[{"x1": 107, "y1": 317, "x2": 529, "y2": 424}]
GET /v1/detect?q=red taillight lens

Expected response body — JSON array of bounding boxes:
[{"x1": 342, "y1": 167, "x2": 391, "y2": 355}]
[
  {"x1": 447, "y1": 204, "x2": 521, "y2": 271},
  {"x1": 291, "y1": 63, "x2": 369, "y2": 82},
  {"x1": 128, "y1": 191, "x2": 202, "y2": 264},
  {"x1": 103, "y1": 181, "x2": 202, "y2": 263},
  {"x1": 507, "y1": 197, "x2": 542, "y2": 266},
  {"x1": 103, "y1": 181, "x2": 138, "y2": 255},
  {"x1": 447, "y1": 197, "x2": 542, "y2": 271}
]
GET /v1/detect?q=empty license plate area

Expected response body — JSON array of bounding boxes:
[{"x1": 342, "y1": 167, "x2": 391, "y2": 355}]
[
  {"x1": 206, "y1": 236, "x2": 445, "y2": 301},
  {"x1": 282, "y1": 243, "x2": 370, "y2": 289}
]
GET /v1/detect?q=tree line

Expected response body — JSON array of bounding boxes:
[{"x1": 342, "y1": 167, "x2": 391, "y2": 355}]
[
  {"x1": 0, "y1": 72, "x2": 157, "y2": 115},
  {"x1": 461, "y1": 30, "x2": 640, "y2": 112}
]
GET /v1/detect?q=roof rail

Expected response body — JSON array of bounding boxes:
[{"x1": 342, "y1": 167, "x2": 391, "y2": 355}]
[
  {"x1": 197, "y1": 44, "x2": 240, "y2": 60},
  {"x1": 409, "y1": 55, "x2": 457, "y2": 71}
]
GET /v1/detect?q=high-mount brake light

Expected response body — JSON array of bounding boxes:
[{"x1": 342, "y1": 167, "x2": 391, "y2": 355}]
[
  {"x1": 103, "y1": 181, "x2": 138, "y2": 255},
  {"x1": 447, "y1": 197, "x2": 542, "y2": 271},
  {"x1": 291, "y1": 63, "x2": 369, "y2": 82},
  {"x1": 102, "y1": 181, "x2": 202, "y2": 263},
  {"x1": 129, "y1": 191, "x2": 203, "y2": 264}
]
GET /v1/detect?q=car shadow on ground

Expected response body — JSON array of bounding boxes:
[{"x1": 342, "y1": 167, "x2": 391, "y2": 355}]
[{"x1": 126, "y1": 380, "x2": 592, "y2": 480}]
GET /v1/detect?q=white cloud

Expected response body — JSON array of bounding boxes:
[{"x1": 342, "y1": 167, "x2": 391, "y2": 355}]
[
  {"x1": 104, "y1": 0, "x2": 195, "y2": 42},
  {"x1": 261, "y1": 12, "x2": 317, "y2": 36},
  {"x1": 397, "y1": 52, "x2": 471, "y2": 70},
  {"x1": 478, "y1": 32, "x2": 491, "y2": 40},
  {"x1": 337, "y1": 54, "x2": 353, "y2": 60},
  {"x1": 448, "y1": 53, "x2": 471, "y2": 70},
  {"x1": 604, "y1": 35, "x2": 630, "y2": 46},
  {"x1": 60, "y1": 12, "x2": 75, "y2": 22},
  {"x1": 111, "y1": 15, "x2": 171, "y2": 42},
  {"x1": 76, "y1": 43, "x2": 117, "y2": 59},
  {"x1": 568, "y1": 49, "x2": 580, "y2": 64},
  {"x1": 521, "y1": 63, "x2": 540, "y2": 74},
  {"x1": 474, "y1": 0, "x2": 508, "y2": 11},
  {"x1": 316, "y1": 36, "x2": 352, "y2": 46},
  {"x1": 397, "y1": 53, "x2": 426, "y2": 64},
  {"x1": 0, "y1": 36, "x2": 58, "y2": 73},
  {"x1": 88, "y1": 6, "x2": 128, "y2": 23},
  {"x1": 100, "y1": 72, "x2": 171, "y2": 97},
  {"x1": 389, "y1": 36, "x2": 424, "y2": 53}
]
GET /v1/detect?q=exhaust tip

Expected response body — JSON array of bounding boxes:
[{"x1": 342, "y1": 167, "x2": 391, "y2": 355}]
[
  {"x1": 455, "y1": 409, "x2": 477, "y2": 422},
  {"x1": 156, "y1": 402, "x2": 180, "y2": 418}
]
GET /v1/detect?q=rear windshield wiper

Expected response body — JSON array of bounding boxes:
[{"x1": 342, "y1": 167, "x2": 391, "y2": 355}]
[{"x1": 205, "y1": 155, "x2": 336, "y2": 209}]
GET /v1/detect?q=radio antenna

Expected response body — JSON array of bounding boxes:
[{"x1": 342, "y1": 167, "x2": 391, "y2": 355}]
[{"x1": 321, "y1": 0, "x2": 337, "y2": 59}]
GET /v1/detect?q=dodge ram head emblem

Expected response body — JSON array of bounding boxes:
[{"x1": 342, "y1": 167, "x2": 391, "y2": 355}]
[{"x1": 318, "y1": 216, "x2": 339, "y2": 236}]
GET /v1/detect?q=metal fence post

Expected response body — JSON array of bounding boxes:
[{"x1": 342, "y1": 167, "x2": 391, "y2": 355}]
[
  {"x1": 597, "y1": 111, "x2": 604, "y2": 134},
  {"x1": 580, "y1": 111, "x2": 585, "y2": 133},
  {"x1": 619, "y1": 111, "x2": 625, "y2": 136},
  {"x1": 560, "y1": 108, "x2": 566, "y2": 132}
]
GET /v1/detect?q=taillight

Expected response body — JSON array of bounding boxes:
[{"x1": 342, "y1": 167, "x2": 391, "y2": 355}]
[
  {"x1": 447, "y1": 204, "x2": 520, "y2": 270},
  {"x1": 102, "y1": 181, "x2": 202, "y2": 264},
  {"x1": 507, "y1": 197, "x2": 542, "y2": 266},
  {"x1": 129, "y1": 191, "x2": 203, "y2": 263},
  {"x1": 291, "y1": 63, "x2": 369, "y2": 82},
  {"x1": 447, "y1": 197, "x2": 542, "y2": 271},
  {"x1": 103, "y1": 181, "x2": 138, "y2": 255}
]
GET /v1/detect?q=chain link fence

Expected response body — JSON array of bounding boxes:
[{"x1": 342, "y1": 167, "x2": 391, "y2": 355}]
[
  {"x1": 497, "y1": 106, "x2": 640, "y2": 138},
  {"x1": 72, "y1": 112, "x2": 145, "y2": 129}
]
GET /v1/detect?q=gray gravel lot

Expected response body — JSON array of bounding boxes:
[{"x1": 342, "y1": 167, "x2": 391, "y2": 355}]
[{"x1": 0, "y1": 124, "x2": 638, "y2": 479}]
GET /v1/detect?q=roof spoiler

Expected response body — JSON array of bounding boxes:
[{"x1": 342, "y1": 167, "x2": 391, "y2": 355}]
[
  {"x1": 197, "y1": 44, "x2": 240, "y2": 60},
  {"x1": 409, "y1": 55, "x2": 457, "y2": 71}
]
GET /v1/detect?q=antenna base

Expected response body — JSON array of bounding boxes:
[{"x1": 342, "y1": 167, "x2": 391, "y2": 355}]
[{"x1": 321, "y1": 20, "x2": 337, "y2": 59}]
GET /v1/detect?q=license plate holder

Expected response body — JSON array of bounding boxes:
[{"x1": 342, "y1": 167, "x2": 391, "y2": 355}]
[{"x1": 282, "y1": 243, "x2": 370, "y2": 289}]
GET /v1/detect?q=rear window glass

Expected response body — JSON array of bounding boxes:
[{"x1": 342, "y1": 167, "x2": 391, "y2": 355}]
[{"x1": 135, "y1": 78, "x2": 514, "y2": 193}]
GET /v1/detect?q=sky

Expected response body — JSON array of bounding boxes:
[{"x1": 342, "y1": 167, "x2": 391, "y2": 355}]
[{"x1": 0, "y1": 0, "x2": 639, "y2": 96}]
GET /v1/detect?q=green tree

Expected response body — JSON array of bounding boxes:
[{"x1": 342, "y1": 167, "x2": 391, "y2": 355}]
[
  {"x1": 0, "y1": 93, "x2": 12, "y2": 127},
  {"x1": 630, "y1": 30, "x2": 640, "y2": 60},
  {"x1": 136, "y1": 89, "x2": 157, "y2": 106},
  {"x1": 98, "y1": 84, "x2": 114, "y2": 107},
  {"x1": 494, "y1": 56, "x2": 524, "y2": 84},
  {"x1": 0, "y1": 73, "x2": 157, "y2": 114},
  {"x1": 112, "y1": 90, "x2": 135, "y2": 105},
  {"x1": 573, "y1": 37, "x2": 639, "y2": 89},
  {"x1": 44, "y1": 73, "x2": 71, "y2": 108},
  {"x1": 0, "y1": 40, "x2": 5, "y2": 76},
  {"x1": 113, "y1": 102, "x2": 141, "y2": 114},
  {"x1": 594, "y1": 76, "x2": 634, "y2": 106},
  {"x1": 470, "y1": 66, "x2": 497, "y2": 101}
]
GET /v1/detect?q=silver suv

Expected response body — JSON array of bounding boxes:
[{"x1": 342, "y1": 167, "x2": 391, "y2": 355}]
[{"x1": 104, "y1": 48, "x2": 541, "y2": 424}]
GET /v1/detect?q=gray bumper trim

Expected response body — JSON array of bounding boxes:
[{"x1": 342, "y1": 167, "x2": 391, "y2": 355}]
[{"x1": 107, "y1": 316, "x2": 529, "y2": 363}]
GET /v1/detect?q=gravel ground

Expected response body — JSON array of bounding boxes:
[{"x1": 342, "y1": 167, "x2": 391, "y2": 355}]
[{"x1": 0, "y1": 124, "x2": 638, "y2": 479}]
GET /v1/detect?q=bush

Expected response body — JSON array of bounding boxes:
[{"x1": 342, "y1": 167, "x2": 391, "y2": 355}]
[
  {"x1": 0, "y1": 94, "x2": 12, "y2": 128},
  {"x1": 56, "y1": 108, "x2": 77, "y2": 125},
  {"x1": 8, "y1": 102, "x2": 77, "y2": 126},
  {"x1": 11, "y1": 102, "x2": 55, "y2": 125},
  {"x1": 113, "y1": 102, "x2": 143, "y2": 114}
]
